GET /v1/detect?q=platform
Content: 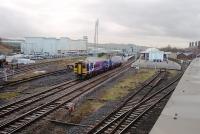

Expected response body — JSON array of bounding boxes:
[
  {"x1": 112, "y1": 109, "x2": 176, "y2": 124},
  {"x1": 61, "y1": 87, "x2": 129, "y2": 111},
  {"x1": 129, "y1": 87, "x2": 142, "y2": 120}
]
[{"x1": 150, "y1": 58, "x2": 200, "y2": 134}]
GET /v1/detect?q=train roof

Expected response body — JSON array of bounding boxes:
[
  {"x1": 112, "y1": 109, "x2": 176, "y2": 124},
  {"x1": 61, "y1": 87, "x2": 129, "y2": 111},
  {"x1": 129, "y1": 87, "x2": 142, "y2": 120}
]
[{"x1": 85, "y1": 57, "x2": 108, "y2": 62}]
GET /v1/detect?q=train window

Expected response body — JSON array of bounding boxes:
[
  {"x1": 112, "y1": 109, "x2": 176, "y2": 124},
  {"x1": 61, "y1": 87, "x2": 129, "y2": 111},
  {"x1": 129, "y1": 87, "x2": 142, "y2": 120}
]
[
  {"x1": 75, "y1": 63, "x2": 78, "y2": 68},
  {"x1": 82, "y1": 64, "x2": 86, "y2": 68},
  {"x1": 87, "y1": 64, "x2": 89, "y2": 71},
  {"x1": 90, "y1": 63, "x2": 94, "y2": 69}
]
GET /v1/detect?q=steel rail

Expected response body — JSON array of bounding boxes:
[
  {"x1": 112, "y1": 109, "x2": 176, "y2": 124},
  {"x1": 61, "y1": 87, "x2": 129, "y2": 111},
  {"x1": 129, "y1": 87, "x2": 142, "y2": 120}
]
[
  {"x1": 119, "y1": 87, "x2": 175, "y2": 134},
  {"x1": 88, "y1": 72, "x2": 182, "y2": 134},
  {"x1": 0, "y1": 79, "x2": 78, "y2": 118},
  {"x1": 0, "y1": 69, "x2": 68, "y2": 89},
  {"x1": 0, "y1": 59, "x2": 67, "y2": 80},
  {"x1": 86, "y1": 71, "x2": 165, "y2": 134},
  {"x1": 0, "y1": 61, "x2": 133, "y2": 134},
  {"x1": 109, "y1": 75, "x2": 181, "y2": 134}
]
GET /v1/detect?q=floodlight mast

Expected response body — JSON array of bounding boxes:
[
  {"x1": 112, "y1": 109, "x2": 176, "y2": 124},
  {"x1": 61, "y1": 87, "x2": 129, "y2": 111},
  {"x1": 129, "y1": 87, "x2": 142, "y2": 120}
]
[{"x1": 94, "y1": 19, "x2": 99, "y2": 55}]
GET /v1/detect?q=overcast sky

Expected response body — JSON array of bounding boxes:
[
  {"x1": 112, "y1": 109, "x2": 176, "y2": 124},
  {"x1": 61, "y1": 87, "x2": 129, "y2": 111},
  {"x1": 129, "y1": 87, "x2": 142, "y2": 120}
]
[{"x1": 0, "y1": 0, "x2": 200, "y2": 48}]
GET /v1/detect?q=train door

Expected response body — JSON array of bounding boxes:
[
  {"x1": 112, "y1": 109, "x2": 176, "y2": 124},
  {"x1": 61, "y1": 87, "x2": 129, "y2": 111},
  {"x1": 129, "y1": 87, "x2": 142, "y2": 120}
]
[
  {"x1": 74, "y1": 63, "x2": 78, "y2": 73},
  {"x1": 77, "y1": 63, "x2": 82, "y2": 74}
]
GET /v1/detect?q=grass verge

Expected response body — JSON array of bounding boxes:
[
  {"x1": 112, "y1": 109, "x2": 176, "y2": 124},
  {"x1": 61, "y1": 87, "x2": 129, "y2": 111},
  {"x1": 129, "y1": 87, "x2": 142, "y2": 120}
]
[
  {"x1": 69, "y1": 69, "x2": 155, "y2": 123},
  {"x1": 70, "y1": 100, "x2": 104, "y2": 123},
  {"x1": 101, "y1": 69, "x2": 156, "y2": 101},
  {"x1": 0, "y1": 92, "x2": 19, "y2": 100}
]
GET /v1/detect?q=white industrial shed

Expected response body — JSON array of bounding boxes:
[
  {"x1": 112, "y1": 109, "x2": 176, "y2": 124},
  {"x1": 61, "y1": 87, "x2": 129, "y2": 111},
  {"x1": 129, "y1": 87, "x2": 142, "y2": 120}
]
[
  {"x1": 21, "y1": 37, "x2": 87, "y2": 55},
  {"x1": 140, "y1": 48, "x2": 166, "y2": 62}
]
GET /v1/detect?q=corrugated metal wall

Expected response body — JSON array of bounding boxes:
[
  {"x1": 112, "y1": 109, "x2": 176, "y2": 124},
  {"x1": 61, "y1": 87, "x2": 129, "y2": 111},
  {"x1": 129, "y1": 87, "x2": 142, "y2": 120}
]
[{"x1": 21, "y1": 37, "x2": 87, "y2": 55}]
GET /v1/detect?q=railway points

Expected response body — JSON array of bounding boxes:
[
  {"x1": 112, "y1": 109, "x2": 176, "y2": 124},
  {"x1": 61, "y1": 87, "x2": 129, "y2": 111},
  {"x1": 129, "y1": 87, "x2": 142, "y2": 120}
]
[
  {"x1": 0, "y1": 56, "x2": 188, "y2": 134},
  {"x1": 0, "y1": 60, "x2": 133, "y2": 134},
  {"x1": 86, "y1": 70, "x2": 182, "y2": 134}
]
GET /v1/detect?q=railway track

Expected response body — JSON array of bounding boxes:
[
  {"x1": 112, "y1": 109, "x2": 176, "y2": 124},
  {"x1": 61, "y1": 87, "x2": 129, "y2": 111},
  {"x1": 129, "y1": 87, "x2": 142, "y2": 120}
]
[
  {"x1": 0, "y1": 61, "x2": 133, "y2": 134},
  {"x1": 0, "y1": 69, "x2": 69, "y2": 89},
  {"x1": 0, "y1": 79, "x2": 78, "y2": 119},
  {"x1": 87, "y1": 71, "x2": 183, "y2": 134},
  {"x1": 0, "y1": 59, "x2": 67, "y2": 80}
]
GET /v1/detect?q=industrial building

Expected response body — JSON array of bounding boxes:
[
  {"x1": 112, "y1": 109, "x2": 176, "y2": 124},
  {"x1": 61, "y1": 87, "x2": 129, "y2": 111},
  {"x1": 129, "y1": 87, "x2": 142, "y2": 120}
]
[
  {"x1": 176, "y1": 52, "x2": 196, "y2": 60},
  {"x1": 21, "y1": 37, "x2": 88, "y2": 55},
  {"x1": 20, "y1": 36, "x2": 141, "y2": 57},
  {"x1": 140, "y1": 48, "x2": 168, "y2": 62},
  {"x1": 189, "y1": 41, "x2": 200, "y2": 49},
  {"x1": 87, "y1": 43, "x2": 139, "y2": 56}
]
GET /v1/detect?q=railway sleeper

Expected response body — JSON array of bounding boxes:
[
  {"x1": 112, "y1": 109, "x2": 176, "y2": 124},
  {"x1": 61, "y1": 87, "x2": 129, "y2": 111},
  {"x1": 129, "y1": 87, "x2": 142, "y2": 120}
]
[
  {"x1": 125, "y1": 120, "x2": 132, "y2": 124},
  {"x1": 115, "y1": 113, "x2": 123, "y2": 116},
  {"x1": 121, "y1": 107, "x2": 132, "y2": 111},
  {"x1": 109, "y1": 117, "x2": 118, "y2": 121},
  {"x1": 105, "y1": 128, "x2": 113, "y2": 132},
  {"x1": 114, "y1": 115, "x2": 121, "y2": 118},
  {"x1": 10, "y1": 106, "x2": 18, "y2": 109},
  {"x1": 45, "y1": 106, "x2": 55, "y2": 110},
  {"x1": 129, "y1": 114, "x2": 139, "y2": 118},
  {"x1": 116, "y1": 111, "x2": 127, "y2": 114},
  {"x1": 105, "y1": 121, "x2": 114, "y2": 124},
  {"x1": 125, "y1": 102, "x2": 139, "y2": 106},
  {"x1": 4, "y1": 127, "x2": 15, "y2": 132},
  {"x1": 9, "y1": 125, "x2": 18, "y2": 129},
  {"x1": 120, "y1": 124, "x2": 128, "y2": 128},
  {"x1": 14, "y1": 122, "x2": 24, "y2": 126},
  {"x1": 36, "y1": 111, "x2": 45, "y2": 114},
  {"x1": 29, "y1": 115, "x2": 39, "y2": 118},
  {"x1": 25, "y1": 117, "x2": 34, "y2": 120},
  {"x1": 19, "y1": 119, "x2": 30, "y2": 122},
  {"x1": 34, "y1": 113, "x2": 42, "y2": 116},
  {"x1": 131, "y1": 113, "x2": 141, "y2": 117},
  {"x1": 41, "y1": 107, "x2": 50, "y2": 110},
  {"x1": 40, "y1": 109, "x2": 48, "y2": 112},
  {"x1": 1, "y1": 110, "x2": 9, "y2": 113},
  {"x1": 0, "y1": 130, "x2": 10, "y2": 134},
  {"x1": 113, "y1": 122, "x2": 119, "y2": 126},
  {"x1": 124, "y1": 105, "x2": 135, "y2": 108}
]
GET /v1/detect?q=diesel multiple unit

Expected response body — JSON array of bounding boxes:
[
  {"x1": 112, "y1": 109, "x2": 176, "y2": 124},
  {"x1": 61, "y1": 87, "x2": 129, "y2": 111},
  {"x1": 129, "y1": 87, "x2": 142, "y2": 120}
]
[{"x1": 74, "y1": 56, "x2": 123, "y2": 79}]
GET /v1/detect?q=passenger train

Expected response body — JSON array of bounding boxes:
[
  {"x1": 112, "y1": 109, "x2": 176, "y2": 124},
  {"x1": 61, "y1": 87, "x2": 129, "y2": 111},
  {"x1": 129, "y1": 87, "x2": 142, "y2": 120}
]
[{"x1": 74, "y1": 56, "x2": 123, "y2": 79}]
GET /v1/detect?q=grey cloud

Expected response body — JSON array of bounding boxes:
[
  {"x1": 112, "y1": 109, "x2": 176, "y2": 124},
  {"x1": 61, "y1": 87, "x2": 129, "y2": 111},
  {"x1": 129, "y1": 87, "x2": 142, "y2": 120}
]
[
  {"x1": 0, "y1": 6, "x2": 41, "y2": 38},
  {"x1": 84, "y1": 0, "x2": 200, "y2": 40},
  {"x1": 1, "y1": 0, "x2": 200, "y2": 47}
]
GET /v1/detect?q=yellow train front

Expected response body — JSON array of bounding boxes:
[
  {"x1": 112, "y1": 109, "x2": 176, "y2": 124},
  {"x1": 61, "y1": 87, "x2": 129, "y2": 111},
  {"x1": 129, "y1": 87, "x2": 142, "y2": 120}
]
[
  {"x1": 74, "y1": 59, "x2": 107, "y2": 79},
  {"x1": 74, "y1": 61, "x2": 88, "y2": 79}
]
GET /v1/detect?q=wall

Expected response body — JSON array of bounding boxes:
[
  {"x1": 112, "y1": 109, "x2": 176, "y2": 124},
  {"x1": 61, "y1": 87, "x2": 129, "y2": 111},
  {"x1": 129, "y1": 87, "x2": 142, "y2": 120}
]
[
  {"x1": 149, "y1": 51, "x2": 164, "y2": 61},
  {"x1": 21, "y1": 37, "x2": 87, "y2": 55}
]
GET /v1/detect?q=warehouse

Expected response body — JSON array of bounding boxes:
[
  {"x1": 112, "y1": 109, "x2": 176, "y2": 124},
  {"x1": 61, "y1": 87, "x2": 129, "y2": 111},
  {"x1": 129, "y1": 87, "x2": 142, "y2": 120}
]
[
  {"x1": 140, "y1": 48, "x2": 166, "y2": 62},
  {"x1": 21, "y1": 37, "x2": 87, "y2": 55}
]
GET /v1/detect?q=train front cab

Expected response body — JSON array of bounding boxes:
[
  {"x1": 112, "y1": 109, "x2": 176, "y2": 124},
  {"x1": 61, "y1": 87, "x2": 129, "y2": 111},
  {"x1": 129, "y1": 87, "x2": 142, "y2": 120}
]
[{"x1": 74, "y1": 62, "x2": 87, "y2": 79}]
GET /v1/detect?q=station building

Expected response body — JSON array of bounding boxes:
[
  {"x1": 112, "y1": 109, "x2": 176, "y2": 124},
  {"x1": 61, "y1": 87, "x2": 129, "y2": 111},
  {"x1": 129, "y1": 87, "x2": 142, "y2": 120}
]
[
  {"x1": 21, "y1": 37, "x2": 88, "y2": 55},
  {"x1": 140, "y1": 48, "x2": 168, "y2": 62}
]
